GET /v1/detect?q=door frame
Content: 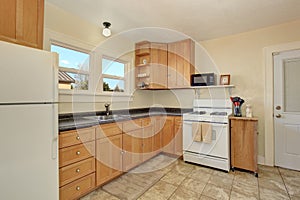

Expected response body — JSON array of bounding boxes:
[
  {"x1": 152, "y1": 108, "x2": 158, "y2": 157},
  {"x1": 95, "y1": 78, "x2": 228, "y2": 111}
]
[{"x1": 264, "y1": 41, "x2": 300, "y2": 166}]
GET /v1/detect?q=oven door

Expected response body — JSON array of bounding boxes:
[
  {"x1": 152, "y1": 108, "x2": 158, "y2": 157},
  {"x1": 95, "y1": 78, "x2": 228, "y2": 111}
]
[{"x1": 183, "y1": 121, "x2": 229, "y2": 159}]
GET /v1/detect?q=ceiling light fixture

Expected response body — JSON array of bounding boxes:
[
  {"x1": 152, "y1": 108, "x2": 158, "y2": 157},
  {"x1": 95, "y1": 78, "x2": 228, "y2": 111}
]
[{"x1": 102, "y1": 22, "x2": 111, "y2": 37}]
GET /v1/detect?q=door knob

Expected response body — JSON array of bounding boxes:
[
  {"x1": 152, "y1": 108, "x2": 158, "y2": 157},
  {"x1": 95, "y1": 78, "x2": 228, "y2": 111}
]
[
  {"x1": 276, "y1": 106, "x2": 281, "y2": 110},
  {"x1": 275, "y1": 114, "x2": 281, "y2": 118}
]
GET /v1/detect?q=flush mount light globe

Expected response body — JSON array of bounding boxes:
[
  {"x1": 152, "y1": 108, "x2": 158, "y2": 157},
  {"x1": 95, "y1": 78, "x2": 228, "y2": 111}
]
[{"x1": 102, "y1": 22, "x2": 111, "y2": 37}]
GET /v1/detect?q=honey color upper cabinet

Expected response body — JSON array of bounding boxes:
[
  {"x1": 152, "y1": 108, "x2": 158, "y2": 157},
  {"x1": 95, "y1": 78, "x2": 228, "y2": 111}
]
[
  {"x1": 135, "y1": 41, "x2": 168, "y2": 89},
  {"x1": 0, "y1": 0, "x2": 44, "y2": 49},
  {"x1": 168, "y1": 39, "x2": 195, "y2": 88}
]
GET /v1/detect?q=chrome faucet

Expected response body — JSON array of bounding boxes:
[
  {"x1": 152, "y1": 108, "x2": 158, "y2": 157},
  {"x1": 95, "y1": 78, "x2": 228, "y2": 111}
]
[{"x1": 104, "y1": 103, "x2": 110, "y2": 116}]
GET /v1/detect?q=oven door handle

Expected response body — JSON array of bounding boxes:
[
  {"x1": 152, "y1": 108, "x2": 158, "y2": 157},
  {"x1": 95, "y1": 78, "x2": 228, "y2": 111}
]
[{"x1": 183, "y1": 121, "x2": 227, "y2": 126}]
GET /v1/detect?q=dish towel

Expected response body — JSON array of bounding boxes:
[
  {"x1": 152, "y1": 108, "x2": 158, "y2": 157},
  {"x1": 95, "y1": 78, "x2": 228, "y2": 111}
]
[
  {"x1": 192, "y1": 122, "x2": 202, "y2": 142},
  {"x1": 202, "y1": 123, "x2": 212, "y2": 143}
]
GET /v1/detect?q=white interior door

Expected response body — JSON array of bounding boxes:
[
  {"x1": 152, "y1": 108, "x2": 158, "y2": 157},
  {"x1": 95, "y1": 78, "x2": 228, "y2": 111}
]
[{"x1": 274, "y1": 49, "x2": 300, "y2": 170}]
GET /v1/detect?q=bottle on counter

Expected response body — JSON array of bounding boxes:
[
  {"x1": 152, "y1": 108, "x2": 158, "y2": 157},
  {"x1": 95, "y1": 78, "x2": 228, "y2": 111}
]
[{"x1": 246, "y1": 104, "x2": 253, "y2": 118}]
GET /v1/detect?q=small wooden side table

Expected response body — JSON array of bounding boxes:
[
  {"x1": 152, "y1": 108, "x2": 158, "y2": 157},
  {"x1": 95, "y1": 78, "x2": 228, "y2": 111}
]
[{"x1": 229, "y1": 116, "x2": 258, "y2": 177}]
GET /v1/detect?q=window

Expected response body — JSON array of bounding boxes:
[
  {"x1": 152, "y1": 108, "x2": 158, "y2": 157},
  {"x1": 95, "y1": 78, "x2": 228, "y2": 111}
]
[
  {"x1": 51, "y1": 44, "x2": 90, "y2": 90},
  {"x1": 102, "y1": 57, "x2": 126, "y2": 92}
]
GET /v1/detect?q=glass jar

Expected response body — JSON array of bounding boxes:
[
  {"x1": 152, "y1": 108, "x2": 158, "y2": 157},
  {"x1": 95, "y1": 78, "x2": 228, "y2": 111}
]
[{"x1": 246, "y1": 104, "x2": 252, "y2": 118}]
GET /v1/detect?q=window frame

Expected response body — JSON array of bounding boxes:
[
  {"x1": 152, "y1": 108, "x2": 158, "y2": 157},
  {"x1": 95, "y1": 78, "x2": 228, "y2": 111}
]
[
  {"x1": 101, "y1": 55, "x2": 128, "y2": 93},
  {"x1": 50, "y1": 41, "x2": 92, "y2": 92},
  {"x1": 45, "y1": 29, "x2": 133, "y2": 100}
]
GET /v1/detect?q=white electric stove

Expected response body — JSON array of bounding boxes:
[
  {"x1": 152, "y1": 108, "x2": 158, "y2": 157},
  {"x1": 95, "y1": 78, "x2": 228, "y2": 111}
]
[{"x1": 183, "y1": 99, "x2": 232, "y2": 171}]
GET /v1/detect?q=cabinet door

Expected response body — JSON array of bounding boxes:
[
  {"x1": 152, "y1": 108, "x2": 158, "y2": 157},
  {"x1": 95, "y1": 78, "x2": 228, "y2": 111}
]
[
  {"x1": 143, "y1": 125, "x2": 154, "y2": 161},
  {"x1": 96, "y1": 134, "x2": 122, "y2": 186},
  {"x1": 167, "y1": 42, "x2": 177, "y2": 88},
  {"x1": 167, "y1": 39, "x2": 195, "y2": 88},
  {"x1": 231, "y1": 119, "x2": 257, "y2": 172},
  {"x1": 0, "y1": 0, "x2": 17, "y2": 41},
  {"x1": 150, "y1": 43, "x2": 168, "y2": 89},
  {"x1": 122, "y1": 129, "x2": 143, "y2": 171},
  {"x1": 162, "y1": 117, "x2": 175, "y2": 154},
  {"x1": 153, "y1": 117, "x2": 162, "y2": 154},
  {"x1": 174, "y1": 117, "x2": 183, "y2": 156},
  {"x1": 0, "y1": 0, "x2": 44, "y2": 49}
]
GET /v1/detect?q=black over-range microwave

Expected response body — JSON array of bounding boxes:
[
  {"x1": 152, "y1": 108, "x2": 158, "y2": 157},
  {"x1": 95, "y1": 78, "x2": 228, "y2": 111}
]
[{"x1": 191, "y1": 73, "x2": 215, "y2": 86}]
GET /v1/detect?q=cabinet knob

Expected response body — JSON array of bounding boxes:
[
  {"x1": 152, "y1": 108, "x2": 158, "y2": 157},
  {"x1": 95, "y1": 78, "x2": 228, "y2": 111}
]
[
  {"x1": 275, "y1": 114, "x2": 281, "y2": 118},
  {"x1": 76, "y1": 151, "x2": 81, "y2": 155},
  {"x1": 76, "y1": 136, "x2": 80, "y2": 140},
  {"x1": 76, "y1": 186, "x2": 80, "y2": 191},
  {"x1": 76, "y1": 168, "x2": 80, "y2": 173}
]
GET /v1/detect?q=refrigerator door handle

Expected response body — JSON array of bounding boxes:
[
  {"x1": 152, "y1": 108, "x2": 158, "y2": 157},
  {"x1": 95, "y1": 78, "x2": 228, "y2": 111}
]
[
  {"x1": 52, "y1": 52, "x2": 59, "y2": 103},
  {"x1": 52, "y1": 104, "x2": 58, "y2": 160}
]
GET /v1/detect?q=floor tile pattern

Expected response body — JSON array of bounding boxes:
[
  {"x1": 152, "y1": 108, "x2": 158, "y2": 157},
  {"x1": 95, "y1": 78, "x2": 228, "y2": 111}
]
[{"x1": 81, "y1": 154, "x2": 300, "y2": 200}]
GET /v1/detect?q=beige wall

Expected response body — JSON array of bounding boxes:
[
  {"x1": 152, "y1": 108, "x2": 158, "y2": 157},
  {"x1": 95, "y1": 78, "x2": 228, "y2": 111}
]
[{"x1": 44, "y1": 2, "x2": 103, "y2": 46}]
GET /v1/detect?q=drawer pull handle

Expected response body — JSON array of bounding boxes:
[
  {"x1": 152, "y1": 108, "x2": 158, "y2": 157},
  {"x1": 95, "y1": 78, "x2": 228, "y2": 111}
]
[
  {"x1": 76, "y1": 136, "x2": 80, "y2": 140},
  {"x1": 76, "y1": 151, "x2": 81, "y2": 155},
  {"x1": 76, "y1": 186, "x2": 80, "y2": 191},
  {"x1": 76, "y1": 168, "x2": 80, "y2": 173}
]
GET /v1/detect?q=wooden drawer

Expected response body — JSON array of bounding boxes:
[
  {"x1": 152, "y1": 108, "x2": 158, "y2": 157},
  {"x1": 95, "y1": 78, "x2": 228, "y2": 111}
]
[
  {"x1": 59, "y1": 173, "x2": 95, "y2": 200},
  {"x1": 96, "y1": 123, "x2": 122, "y2": 139},
  {"x1": 59, "y1": 127, "x2": 95, "y2": 148},
  {"x1": 59, "y1": 157, "x2": 95, "y2": 187},
  {"x1": 59, "y1": 141, "x2": 95, "y2": 168},
  {"x1": 174, "y1": 116, "x2": 182, "y2": 125},
  {"x1": 142, "y1": 117, "x2": 151, "y2": 126},
  {"x1": 123, "y1": 119, "x2": 142, "y2": 133}
]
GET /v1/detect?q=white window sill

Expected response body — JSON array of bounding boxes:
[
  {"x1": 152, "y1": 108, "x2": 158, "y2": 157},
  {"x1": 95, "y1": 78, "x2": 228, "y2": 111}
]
[{"x1": 59, "y1": 89, "x2": 133, "y2": 103}]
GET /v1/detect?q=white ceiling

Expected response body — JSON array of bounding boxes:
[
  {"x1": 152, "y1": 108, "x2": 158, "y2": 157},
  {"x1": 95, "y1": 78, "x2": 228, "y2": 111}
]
[{"x1": 46, "y1": 0, "x2": 300, "y2": 41}]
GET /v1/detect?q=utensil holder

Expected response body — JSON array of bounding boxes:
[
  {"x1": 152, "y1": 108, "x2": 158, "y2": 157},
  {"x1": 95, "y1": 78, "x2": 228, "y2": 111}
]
[{"x1": 234, "y1": 105, "x2": 242, "y2": 117}]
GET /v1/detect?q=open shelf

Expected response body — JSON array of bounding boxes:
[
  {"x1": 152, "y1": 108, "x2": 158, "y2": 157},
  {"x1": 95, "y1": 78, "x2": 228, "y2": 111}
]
[
  {"x1": 136, "y1": 63, "x2": 150, "y2": 67},
  {"x1": 135, "y1": 52, "x2": 150, "y2": 57}
]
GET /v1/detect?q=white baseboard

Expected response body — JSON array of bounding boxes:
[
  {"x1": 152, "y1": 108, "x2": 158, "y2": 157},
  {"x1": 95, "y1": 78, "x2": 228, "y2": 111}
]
[{"x1": 257, "y1": 155, "x2": 265, "y2": 165}]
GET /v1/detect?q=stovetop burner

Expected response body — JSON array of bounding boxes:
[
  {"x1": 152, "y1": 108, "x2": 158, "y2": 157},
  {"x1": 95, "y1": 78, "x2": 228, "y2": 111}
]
[
  {"x1": 190, "y1": 111, "x2": 206, "y2": 115},
  {"x1": 210, "y1": 112, "x2": 228, "y2": 116}
]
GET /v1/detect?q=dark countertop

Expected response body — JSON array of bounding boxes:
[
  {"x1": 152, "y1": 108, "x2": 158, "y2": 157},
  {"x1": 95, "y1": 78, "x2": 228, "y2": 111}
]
[{"x1": 59, "y1": 107, "x2": 192, "y2": 132}]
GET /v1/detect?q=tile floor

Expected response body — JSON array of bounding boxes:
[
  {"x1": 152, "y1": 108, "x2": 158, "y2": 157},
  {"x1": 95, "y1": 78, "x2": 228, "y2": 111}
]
[{"x1": 81, "y1": 154, "x2": 300, "y2": 200}]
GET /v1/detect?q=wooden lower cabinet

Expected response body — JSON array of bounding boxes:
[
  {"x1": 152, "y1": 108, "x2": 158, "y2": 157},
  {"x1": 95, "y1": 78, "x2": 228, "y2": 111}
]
[
  {"x1": 96, "y1": 134, "x2": 123, "y2": 186},
  {"x1": 59, "y1": 127, "x2": 96, "y2": 200},
  {"x1": 143, "y1": 124, "x2": 155, "y2": 161},
  {"x1": 58, "y1": 115, "x2": 183, "y2": 199},
  {"x1": 59, "y1": 141, "x2": 95, "y2": 168},
  {"x1": 59, "y1": 157, "x2": 95, "y2": 187},
  {"x1": 162, "y1": 116, "x2": 175, "y2": 154},
  {"x1": 230, "y1": 117, "x2": 258, "y2": 175},
  {"x1": 174, "y1": 117, "x2": 183, "y2": 156},
  {"x1": 59, "y1": 173, "x2": 95, "y2": 200},
  {"x1": 153, "y1": 116, "x2": 162, "y2": 154},
  {"x1": 122, "y1": 128, "x2": 143, "y2": 171},
  {"x1": 161, "y1": 116, "x2": 183, "y2": 156}
]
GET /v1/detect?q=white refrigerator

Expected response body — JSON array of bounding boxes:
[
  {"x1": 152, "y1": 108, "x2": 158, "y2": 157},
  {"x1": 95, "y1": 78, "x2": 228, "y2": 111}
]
[{"x1": 0, "y1": 41, "x2": 59, "y2": 200}]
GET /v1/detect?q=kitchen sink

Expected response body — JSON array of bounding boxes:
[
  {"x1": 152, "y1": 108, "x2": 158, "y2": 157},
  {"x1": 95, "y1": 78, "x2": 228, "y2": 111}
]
[
  {"x1": 82, "y1": 114, "x2": 130, "y2": 122},
  {"x1": 98, "y1": 115, "x2": 119, "y2": 120}
]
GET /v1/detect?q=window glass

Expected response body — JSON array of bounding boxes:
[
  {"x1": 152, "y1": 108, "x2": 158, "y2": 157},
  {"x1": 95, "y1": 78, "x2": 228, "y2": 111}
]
[
  {"x1": 51, "y1": 44, "x2": 89, "y2": 71},
  {"x1": 103, "y1": 78, "x2": 124, "y2": 92},
  {"x1": 102, "y1": 57, "x2": 126, "y2": 92},
  {"x1": 67, "y1": 72, "x2": 89, "y2": 90},
  {"x1": 102, "y1": 58, "x2": 125, "y2": 77},
  {"x1": 51, "y1": 44, "x2": 90, "y2": 90}
]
